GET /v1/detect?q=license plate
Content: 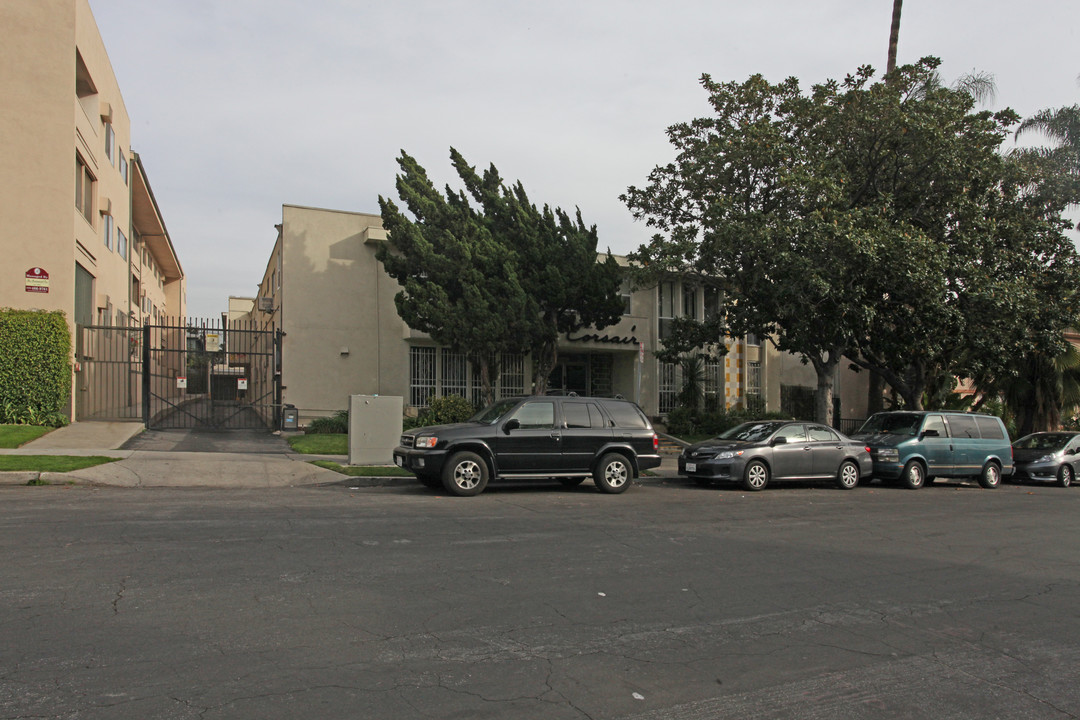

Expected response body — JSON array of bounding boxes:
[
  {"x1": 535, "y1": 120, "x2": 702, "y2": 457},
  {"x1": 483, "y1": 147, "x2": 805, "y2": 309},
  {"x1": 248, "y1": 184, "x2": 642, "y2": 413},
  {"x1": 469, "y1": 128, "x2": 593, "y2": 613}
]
[
  {"x1": 686, "y1": 463, "x2": 696, "y2": 473},
  {"x1": 395, "y1": 456, "x2": 403, "y2": 467}
]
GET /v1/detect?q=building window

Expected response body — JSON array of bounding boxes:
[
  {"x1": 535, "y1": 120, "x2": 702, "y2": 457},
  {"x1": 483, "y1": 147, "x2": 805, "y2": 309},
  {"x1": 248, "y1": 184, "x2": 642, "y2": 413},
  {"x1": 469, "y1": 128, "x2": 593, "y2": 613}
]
[
  {"x1": 105, "y1": 123, "x2": 115, "y2": 165},
  {"x1": 659, "y1": 361, "x2": 679, "y2": 414},
  {"x1": 658, "y1": 281, "x2": 677, "y2": 342},
  {"x1": 441, "y1": 349, "x2": 468, "y2": 398},
  {"x1": 119, "y1": 150, "x2": 128, "y2": 184},
  {"x1": 703, "y1": 358, "x2": 723, "y2": 410},
  {"x1": 747, "y1": 361, "x2": 762, "y2": 397},
  {"x1": 409, "y1": 347, "x2": 437, "y2": 408},
  {"x1": 75, "y1": 154, "x2": 94, "y2": 224},
  {"x1": 683, "y1": 285, "x2": 698, "y2": 321},
  {"x1": 117, "y1": 228, "x2": 128, "y2": 259},
  {"x1": 103, "y1": 212, "x2": 113, "y2": 251},
  {"x1": 620, "y1": 278, "x2": 632, "y2": 315},
  {"x1": 746, "y1": 333, "x2": 760, "y2": 347},
  {"x1": 704, "y1": 287, "x2": 721, "y2": 321},
  {"x1": 412, "y1": 347, "x2": 525, "y2": 409},
  {"x1": 499, "y1": 354, "x2": 525, "y2": 397}
]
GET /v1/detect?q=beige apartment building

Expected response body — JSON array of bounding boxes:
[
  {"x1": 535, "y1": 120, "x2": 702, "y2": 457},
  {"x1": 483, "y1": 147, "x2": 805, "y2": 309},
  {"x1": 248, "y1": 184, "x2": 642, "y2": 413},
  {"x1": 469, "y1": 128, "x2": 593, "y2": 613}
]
[
  {"x1": 0, "y1": 0, "x2": 184, "y2": 417},
  {"x1": 241, "y1": 204, "x2": 868, "y2": 426}
]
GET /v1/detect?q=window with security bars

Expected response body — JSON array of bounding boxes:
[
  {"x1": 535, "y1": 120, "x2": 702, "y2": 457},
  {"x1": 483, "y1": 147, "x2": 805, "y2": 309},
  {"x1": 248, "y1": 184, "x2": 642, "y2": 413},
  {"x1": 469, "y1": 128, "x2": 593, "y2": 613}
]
[
  {"x1": 499, "y1": 354, "x2": 525, "y2": 397},
  {"x1": 747, "y1": 361, "x2": 762, "y2": 397},
  {"x1": 441, "y1": 350, "x2": 468, "y2": 398},
  {"x1": 703, "y1": 359, "x2": 723, "y2": 410},
  {"x1": 410, "y1": 347, "x2": 526, "y2": 409},
  {"x1": 409, "y1": 347, "x2": 436, "y2": 408},
  {"x1": 659, "y1": 361, "x2": 679, "y2": 414}
]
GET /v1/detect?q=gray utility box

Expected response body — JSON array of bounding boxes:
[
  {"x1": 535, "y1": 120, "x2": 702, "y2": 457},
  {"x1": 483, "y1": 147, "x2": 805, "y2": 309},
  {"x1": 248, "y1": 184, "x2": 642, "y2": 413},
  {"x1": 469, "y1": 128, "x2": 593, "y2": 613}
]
[{"x1": 348, "y1": 395, "x2": 403, "y2": 466}]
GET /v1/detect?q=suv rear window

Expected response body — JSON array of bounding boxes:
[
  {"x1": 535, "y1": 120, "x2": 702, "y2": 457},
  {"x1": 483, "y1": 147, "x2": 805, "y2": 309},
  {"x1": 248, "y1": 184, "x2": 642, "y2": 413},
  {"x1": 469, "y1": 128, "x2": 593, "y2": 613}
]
[{"x1": 600, "y1": 401, "x2": 648, "y2": 429}]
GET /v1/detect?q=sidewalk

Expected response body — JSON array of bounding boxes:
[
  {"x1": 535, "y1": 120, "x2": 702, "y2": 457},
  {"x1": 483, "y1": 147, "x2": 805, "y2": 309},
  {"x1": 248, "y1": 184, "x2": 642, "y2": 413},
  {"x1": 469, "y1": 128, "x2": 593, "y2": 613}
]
[
  {"x1": 0, "y1": 422, "x2": 684, "y2": 488},
  {"x1": 0, "y1": 422, "x2": 345, "y2": 488}
]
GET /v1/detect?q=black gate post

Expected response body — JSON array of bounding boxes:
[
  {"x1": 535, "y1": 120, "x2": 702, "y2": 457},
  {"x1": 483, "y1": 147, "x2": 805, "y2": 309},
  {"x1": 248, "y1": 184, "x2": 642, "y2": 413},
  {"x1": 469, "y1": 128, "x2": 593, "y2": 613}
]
[
  {"x1": 141, "y1": 323, "x2": 151, "y2": 427},
  {"x1": 274, "y1": 329, "x2": 284, "y2": 430}
]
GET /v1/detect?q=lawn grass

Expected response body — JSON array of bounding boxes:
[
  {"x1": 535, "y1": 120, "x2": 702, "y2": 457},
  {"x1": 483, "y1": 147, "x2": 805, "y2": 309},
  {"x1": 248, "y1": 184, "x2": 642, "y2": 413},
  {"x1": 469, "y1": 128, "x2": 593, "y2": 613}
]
[
  {"x1": 0, "y1": 455, "x2": 117, "y2": 473},
  {"x1": 310, "y1": 460, "x2": 414, "y2": 477},
  {"x1": 0, "y1": 425, "x2": 53, "y2": 449},
  {"x1": 287, "y1": 433, "x2": 348, "y2": 455}
]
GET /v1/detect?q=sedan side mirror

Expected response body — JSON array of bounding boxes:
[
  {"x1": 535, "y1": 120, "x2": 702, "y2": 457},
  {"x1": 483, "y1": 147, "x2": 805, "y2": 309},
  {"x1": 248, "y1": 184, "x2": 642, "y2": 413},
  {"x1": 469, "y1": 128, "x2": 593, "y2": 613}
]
[{"x1": 503, "y1": 418, "x2": 520, "y2": 434}]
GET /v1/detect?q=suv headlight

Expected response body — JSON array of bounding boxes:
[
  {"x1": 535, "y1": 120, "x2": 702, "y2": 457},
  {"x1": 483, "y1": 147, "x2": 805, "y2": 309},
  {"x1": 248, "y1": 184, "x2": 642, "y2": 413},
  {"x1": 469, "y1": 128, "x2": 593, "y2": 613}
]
[
  {"x1": 875, "y1": 448, "x2": 899, "y2": 462},
  {"x1": 415, "y1": 436, "x2": 438, "y2": 449}
]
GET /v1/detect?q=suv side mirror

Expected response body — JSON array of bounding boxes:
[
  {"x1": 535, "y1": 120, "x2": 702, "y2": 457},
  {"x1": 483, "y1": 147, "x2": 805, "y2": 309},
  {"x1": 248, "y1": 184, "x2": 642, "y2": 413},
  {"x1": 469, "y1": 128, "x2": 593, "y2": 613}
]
[
  {"x1": 921, "y1": 429, "x2": 940, "y2": 438},
  {"x1": 771, "y1": 436, "x2": 787, "y2": 445},
  {"x1": 503, "y1": 418, "x2": 520, "y2": 434}
]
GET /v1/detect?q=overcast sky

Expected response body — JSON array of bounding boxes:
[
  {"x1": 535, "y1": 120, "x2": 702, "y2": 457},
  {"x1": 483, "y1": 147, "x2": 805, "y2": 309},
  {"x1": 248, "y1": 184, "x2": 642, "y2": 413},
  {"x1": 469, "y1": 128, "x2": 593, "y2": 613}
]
[{"x1": 88, "y1": 0, "x2": 1079, "y2": 318}]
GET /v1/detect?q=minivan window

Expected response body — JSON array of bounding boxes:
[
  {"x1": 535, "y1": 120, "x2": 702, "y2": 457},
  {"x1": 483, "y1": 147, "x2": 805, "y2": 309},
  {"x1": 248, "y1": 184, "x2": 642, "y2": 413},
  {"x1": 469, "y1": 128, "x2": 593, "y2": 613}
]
[
  {"x1": 974, "y1": 415, "x2": 1004, "y2": 439},
  {"x1": 946, "y1": 415, "x2": 979, "y2": 439},
  {"x1": 603, "y1": 402, "x2": 647, "y2": 429},
  {"x1": 924, "y1": 415, "x2": 948, "y2": 437}
]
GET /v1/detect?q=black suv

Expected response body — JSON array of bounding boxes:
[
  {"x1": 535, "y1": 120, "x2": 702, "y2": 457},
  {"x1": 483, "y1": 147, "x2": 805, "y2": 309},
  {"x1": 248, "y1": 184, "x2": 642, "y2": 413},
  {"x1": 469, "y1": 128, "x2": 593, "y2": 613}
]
[{"x1": 393, "y1": 395, "x2": 661, "y2": 496}]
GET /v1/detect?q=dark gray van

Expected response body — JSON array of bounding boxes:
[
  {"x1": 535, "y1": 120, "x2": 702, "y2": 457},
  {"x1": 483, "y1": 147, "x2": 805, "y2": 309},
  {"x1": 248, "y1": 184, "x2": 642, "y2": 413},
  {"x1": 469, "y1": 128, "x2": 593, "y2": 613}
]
[{"x1": 854, "y1": 411, "x2": 1013, "y2": 489}]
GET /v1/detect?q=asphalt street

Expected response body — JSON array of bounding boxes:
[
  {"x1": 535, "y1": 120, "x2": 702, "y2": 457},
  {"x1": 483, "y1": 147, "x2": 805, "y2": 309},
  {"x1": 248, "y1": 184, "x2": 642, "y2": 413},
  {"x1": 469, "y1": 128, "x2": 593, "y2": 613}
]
[{"x1": 3, "y1": 478, "x2": 1079, "y2": 719}]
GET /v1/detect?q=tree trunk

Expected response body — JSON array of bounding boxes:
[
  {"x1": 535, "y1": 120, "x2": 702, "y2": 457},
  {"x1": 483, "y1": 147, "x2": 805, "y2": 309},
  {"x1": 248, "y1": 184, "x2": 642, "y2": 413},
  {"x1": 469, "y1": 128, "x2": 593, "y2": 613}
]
[
  {"x1": 887, "y1": 0, "x2": 903, "y2": 74},
  {"x1": 867, "y1": 369, "x2": 885, "y2": 415},
  {"x1": 531, "y1": 340, "x2": 557, "y2": 396},
  {"x1": 809, "y1": 349, "x2": 842, "y2": 426}
]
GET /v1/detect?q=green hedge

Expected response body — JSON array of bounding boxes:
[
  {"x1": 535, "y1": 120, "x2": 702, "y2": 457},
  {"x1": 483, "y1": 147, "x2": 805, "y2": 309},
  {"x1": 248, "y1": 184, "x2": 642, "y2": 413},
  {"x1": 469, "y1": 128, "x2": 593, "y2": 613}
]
[{"x1": 0, "y1": 309, "x2": 71, "y2": 426}]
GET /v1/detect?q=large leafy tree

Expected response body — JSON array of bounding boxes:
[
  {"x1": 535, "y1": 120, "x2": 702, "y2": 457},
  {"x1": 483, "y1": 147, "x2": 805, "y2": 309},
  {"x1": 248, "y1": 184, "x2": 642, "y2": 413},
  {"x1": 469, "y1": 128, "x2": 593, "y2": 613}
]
[
  {"x1": 377, "y1": 151, "x2": 536, "y2": 404},
  {"x1": 378, "y1": 149, "x2": 623, "y2": 401},
  {"x1": 623, "y1": 58, "x2": 1080, "y2": 423}
]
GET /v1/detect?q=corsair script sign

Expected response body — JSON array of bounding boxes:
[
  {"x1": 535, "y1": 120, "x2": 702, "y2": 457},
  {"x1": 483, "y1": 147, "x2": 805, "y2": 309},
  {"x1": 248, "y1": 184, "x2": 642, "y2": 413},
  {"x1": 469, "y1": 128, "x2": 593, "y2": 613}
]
[{"x1": 566, "y1": 325, "x2": 639, "y2": 346}]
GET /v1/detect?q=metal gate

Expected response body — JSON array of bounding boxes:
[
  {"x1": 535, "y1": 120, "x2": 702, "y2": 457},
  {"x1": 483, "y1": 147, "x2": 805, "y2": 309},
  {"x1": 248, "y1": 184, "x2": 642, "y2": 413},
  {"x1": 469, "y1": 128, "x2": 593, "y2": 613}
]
[{"x1": 76, "y1": 318, "x2": 282, "y2": 430}]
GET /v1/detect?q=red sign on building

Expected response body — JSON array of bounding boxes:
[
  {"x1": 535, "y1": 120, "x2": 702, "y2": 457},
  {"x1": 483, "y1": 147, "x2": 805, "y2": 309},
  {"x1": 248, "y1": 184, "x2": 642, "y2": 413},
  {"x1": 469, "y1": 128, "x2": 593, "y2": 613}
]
[{"x1": 25, "y1": 268, "x2": 49, "y2": 293}]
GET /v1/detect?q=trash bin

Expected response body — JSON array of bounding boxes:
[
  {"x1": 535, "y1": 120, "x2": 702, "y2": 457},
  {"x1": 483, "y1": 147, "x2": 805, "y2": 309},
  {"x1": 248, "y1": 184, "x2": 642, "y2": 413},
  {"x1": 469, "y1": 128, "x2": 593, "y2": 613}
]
[{"x1": 282, "y1": 404, "x2": 298, "y2": 430}]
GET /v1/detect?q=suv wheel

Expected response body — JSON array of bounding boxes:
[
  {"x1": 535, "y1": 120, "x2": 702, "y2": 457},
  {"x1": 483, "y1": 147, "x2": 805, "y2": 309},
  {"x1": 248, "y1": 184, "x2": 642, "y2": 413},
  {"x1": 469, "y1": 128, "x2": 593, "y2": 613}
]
[
  {"x1": 978, "y1": 461, "x2": 1001, "y2": 489},
  {"x1": 836, "y1": 460, "x2": 860, "y2": 490},
  {"x1": 442, "y1": 452, "x2": 489, "y2": 496},
  {"x1": 594, "y1": 453, "x2": 631, "y2": 494},
  {"x1": 901, "y1": 461, "x2": 925, "y2": 489}
]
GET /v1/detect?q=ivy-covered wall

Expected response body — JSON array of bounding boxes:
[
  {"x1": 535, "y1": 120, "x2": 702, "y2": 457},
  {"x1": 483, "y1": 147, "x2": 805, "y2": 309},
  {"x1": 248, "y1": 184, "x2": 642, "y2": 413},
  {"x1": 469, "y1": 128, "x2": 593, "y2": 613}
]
[{"x1": 0, "y1": 309, "x2": 71, "y2": 425}]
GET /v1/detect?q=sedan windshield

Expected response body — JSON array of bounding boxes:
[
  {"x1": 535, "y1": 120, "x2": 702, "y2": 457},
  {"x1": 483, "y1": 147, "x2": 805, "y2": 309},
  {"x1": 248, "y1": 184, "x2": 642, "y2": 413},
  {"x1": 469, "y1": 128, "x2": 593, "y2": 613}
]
[
  {"x1": 1014, "y1": 433, "x2": 1073, "y2": 451},
  {"x1": 858, "y1": 413, "x2": 922, "y2": 436},
  {"x1": 470, "y1": 398, "x2": 520, "y2": 425},
  {"x1": 717, "y1": 422, "x2": 787, "y2": 443}
]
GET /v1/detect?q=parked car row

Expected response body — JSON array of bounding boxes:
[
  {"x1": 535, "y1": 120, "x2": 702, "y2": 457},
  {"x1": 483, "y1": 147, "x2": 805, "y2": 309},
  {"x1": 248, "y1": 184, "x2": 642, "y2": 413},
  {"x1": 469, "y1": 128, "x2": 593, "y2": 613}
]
[{"x1": 393, "y1": 397, "x2": 1080, "y2": 496}]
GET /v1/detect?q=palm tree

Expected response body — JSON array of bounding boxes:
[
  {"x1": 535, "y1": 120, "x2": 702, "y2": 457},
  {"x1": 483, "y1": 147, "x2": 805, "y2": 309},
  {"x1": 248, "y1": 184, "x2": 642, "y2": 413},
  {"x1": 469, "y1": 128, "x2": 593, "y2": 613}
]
[{"x1": 887, "y1": 0, "x2": 903, "y2": 75}]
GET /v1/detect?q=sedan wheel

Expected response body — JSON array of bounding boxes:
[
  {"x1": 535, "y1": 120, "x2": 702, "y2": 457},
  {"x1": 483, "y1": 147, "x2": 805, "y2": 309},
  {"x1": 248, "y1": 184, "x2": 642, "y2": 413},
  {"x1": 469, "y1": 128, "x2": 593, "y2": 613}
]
[
  {"x1": 1059, "y1": 464, "x2": 1073, "y2": 488},
  {"x1": 743, "y1": 460, "x2": 769, "y2": 491},
  {"x1": 836, "y1": 460, "x2": 860, "y2": 490}
]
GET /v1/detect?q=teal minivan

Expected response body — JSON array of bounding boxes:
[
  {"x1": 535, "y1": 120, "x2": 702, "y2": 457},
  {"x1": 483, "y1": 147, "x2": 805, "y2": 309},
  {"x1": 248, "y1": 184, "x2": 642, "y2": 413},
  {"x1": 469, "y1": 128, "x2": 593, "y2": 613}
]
[{"x1": 854, "y1": 411, "x2": 1013, "y2": 489}]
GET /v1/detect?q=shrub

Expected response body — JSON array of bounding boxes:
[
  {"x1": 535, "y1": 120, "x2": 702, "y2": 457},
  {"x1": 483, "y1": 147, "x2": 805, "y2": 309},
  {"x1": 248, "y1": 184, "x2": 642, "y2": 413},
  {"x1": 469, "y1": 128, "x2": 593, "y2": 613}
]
[
  {"x1": 0, "y1": 309, "x2": 71, "y2": 426},
  {"x1": 665, "y1": 401, "x2": 791, "y2": 438},
  {"x1": 408, "y1": 395, "x2": 476, "y2": 429},
  {"x1": 307, "y1": 409, "x2": 349, "y2": 434}
]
